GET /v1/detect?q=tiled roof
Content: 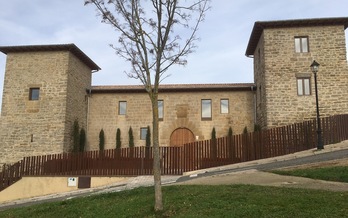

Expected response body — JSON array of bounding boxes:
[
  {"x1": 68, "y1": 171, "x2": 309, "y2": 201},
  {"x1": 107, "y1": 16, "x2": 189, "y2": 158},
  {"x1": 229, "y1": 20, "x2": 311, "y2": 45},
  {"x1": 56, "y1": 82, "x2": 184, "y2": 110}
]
[
  {"x1": 245, "y1": 17, "x2": 348, "y2": 56},
  {"x1": 0, "y1": 44, "x2": 101, "y2": 71},
  {"x1": 91, "y1": 83, "x2": 256, "y2": 93}
]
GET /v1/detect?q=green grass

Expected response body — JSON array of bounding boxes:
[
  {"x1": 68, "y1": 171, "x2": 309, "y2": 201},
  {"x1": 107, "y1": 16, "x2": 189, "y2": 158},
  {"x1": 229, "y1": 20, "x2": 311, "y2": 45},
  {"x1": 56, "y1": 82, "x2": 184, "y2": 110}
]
[
  {"x1": 1, "y1": 184, "x2": 348, "y2": 218},
  {"x1": 272, "y1": 166, "x2": 348, "y2": 183}
]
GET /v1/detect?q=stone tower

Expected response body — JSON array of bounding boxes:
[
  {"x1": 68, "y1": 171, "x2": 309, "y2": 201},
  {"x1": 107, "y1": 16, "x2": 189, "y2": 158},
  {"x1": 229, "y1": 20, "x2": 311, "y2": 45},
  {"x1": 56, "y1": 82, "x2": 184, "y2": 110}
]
[
  {"x1": 246, "y1": 17, "x2": 348, "y2": 128},
  {"x1": 0, "y1": 44, "x2": 100, "y2": 164}
]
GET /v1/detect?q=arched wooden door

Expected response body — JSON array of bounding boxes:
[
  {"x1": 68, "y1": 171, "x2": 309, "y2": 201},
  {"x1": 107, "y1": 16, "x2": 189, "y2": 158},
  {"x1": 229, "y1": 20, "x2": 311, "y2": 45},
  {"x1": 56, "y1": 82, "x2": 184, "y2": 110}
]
[{"x1": 170, "y1": 128, "x2": 195, "y2": 146}]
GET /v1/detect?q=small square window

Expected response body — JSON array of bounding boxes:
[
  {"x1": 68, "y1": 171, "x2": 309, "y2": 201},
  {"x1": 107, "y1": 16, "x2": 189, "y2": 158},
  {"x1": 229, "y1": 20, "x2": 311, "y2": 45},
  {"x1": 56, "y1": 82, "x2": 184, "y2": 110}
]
[
  {"x1": 140, "y1": 127, "x2": 147, "y2": 140},
  {"x1": 119, "y1": 101, "x2": 127, "y2": 115},
  {"x1": 220, "y1": 99, "x2": 229, "y2": 114},
  {"x1": 29, "y1": 88, "x2": 40, "y2": 100}
]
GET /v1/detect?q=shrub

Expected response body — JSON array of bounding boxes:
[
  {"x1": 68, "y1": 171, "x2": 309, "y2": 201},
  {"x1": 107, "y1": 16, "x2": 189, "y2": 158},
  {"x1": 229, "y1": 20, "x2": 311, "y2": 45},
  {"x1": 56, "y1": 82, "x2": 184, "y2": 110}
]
[
  {"x1": 79, "y1": 128, "x2": 86, "y2": 152},
  {"x1": 211, "y1": 127, "x2": 216, "y2": 140},
  {"x1": 243, "y1": 126, "x2": 248, "y2": 134},
  {"x1": 128, "y1": 127, "x2": 134, "y2": 147},
  {"x1": 72, "y1": 119, "x2": 80, "y2": 153},
  {"x1": 99, "y1": 129, "x2": 105, "y2": 151},
  {"x1": 228, "y1": 127, "x2": 233, "y2": 137},
  {"x1": 254, "y1": 124, "x2": 261, "y2": 132},
  {"x1": 116, "y1": 128, "x2": 121, "y2": 149},
  {"x1": 146, "y1": 126, "x2": 151, "y2": 147}
]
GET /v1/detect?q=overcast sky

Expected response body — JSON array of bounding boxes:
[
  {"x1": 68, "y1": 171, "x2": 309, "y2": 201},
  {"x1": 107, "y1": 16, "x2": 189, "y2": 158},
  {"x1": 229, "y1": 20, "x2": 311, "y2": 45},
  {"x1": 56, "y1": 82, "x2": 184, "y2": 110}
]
[{"x1": 0, "y1": 0, "x2": 347, "y2": 110}]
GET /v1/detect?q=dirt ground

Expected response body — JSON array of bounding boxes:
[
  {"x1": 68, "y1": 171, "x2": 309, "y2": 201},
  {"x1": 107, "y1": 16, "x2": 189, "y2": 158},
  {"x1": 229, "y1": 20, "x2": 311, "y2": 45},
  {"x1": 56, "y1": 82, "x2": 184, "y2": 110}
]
[{"x1": 176, "y1": 158, "x2": 348, "y2": 192}]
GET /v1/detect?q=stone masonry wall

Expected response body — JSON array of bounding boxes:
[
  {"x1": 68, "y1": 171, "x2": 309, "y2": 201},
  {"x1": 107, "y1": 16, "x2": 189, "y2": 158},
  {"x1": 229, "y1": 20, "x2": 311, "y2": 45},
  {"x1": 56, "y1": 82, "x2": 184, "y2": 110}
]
[
  {"x1": 87, "y1": 90, "x2": 255, "y2": 150},
  {"x1": 63, "y1": 53, "x2": 92, "y2": 152},
  {"x1": 0, "y1": 51, "x2": 92, "y2": 164},
  {"x1": 256, "y1": 25, "x2": 348, "y2": 128}
]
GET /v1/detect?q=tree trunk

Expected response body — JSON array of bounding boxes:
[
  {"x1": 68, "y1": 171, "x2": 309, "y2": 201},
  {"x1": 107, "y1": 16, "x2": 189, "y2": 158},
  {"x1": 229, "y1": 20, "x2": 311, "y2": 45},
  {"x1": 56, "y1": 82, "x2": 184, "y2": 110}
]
[{"x1": 151, "y1": 95, "x2": 163, "y2": 211}]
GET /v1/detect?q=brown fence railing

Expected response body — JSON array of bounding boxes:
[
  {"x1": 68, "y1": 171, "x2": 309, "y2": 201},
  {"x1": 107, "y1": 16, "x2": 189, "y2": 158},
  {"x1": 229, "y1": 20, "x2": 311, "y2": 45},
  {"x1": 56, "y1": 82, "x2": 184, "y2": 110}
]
[{"x1": 1, "y1": 114, "x2": 348, "y2": 191}]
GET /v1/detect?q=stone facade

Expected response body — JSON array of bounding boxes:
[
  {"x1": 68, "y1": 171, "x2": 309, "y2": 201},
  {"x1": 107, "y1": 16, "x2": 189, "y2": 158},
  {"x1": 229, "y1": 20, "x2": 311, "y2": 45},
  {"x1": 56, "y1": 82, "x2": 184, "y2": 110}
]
[
  {"x1": 0, "y1": 44, "x2": 99, "y2": 165},
  {"x1": 87, "y1": 85, "x2": 255, "y2": 149},
  {"x1": 246, "y1": 18, "x2": 348, "y2": 128},
  {"x1": 1, "y1": 17, "x2": 348, "y2": 164}
]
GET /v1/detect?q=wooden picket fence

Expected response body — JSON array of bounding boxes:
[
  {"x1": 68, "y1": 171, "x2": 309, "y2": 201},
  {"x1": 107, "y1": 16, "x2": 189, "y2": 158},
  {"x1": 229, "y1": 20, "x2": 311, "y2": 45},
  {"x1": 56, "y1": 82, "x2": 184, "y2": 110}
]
[{"x1": 1, "y1": 114, "x2": 348, "y2": 191}]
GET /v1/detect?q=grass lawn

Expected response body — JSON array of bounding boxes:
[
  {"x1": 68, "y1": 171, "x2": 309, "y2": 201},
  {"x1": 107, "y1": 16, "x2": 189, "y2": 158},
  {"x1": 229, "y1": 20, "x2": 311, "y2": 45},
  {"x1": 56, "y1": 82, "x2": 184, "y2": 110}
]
[
  {"x1": 272, "y1": 166, "x2": 348, "y2": 183},
  {"x1": 0, "y1": 184, "x2": 347, "y2": 218}
]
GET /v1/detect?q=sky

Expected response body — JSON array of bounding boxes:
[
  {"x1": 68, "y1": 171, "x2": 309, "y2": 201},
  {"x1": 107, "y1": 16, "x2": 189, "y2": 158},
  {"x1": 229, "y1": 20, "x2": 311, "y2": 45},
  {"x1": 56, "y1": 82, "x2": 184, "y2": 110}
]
[{"x1": 0, "y1": 0, "x2": 347, "y2": 110}]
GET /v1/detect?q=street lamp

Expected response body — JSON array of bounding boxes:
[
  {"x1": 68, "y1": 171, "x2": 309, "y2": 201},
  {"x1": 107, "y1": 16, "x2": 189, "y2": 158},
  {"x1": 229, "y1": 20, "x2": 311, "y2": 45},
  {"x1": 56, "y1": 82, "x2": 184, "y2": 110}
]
[{"x1": 310, "y1": 60, "x2": 324, "y2": 150}]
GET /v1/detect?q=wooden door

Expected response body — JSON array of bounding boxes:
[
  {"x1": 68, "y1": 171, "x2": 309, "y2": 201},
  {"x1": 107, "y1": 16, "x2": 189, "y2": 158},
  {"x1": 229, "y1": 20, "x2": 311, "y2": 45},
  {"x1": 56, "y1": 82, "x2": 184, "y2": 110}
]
[{"x1": 170, "y1": 128, "x2": 195, "y2": 146}]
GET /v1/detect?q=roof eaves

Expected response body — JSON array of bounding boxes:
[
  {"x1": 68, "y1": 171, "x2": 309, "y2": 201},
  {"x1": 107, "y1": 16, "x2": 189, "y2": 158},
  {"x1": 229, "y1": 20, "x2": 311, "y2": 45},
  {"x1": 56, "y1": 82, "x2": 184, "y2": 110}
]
[{"x1": 0, "y1": 44, "x2": 101, "y2": 71}]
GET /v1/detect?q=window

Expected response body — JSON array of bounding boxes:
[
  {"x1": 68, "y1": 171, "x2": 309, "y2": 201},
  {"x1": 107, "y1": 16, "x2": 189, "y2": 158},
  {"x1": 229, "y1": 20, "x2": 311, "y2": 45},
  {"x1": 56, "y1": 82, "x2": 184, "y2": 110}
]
[
  {"x1": 140, "y1": 127, "x2": 147, "y2": 140},
  {"x1": 29, "y1": 88, "x2": 40, "y2": 100},
  {"x1": 220, "y1": 99, "x2": 229, "y2": 114},
  {"x1": 297, "y1": 78, "x2": 311, "y2": 96},
  {"x1": 295, "y1": 37, "x2": 309, "y2": 53},
  {"x1": 201, "y1": 99, "x2": 212, "y2": 120},
  {"x1": 119, "y1": 101, "x2": 127, "y2": 115},
  {"x1": 158, "y1": 100, "x2": 164, "y2": 121}
]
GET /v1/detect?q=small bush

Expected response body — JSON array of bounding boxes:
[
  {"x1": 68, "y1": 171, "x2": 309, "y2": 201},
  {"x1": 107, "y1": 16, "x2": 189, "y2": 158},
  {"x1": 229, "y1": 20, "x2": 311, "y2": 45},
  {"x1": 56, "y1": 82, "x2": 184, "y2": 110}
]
[
  {"x1": 99, "y1": 129, "x2": 105, "y2": 151},
  {"x1": 116, "y1": 128, "x2": 121, "y2": 149},
  {"x1": 146, "y1": 126, "x2": 151, "y2": 147},
  {"x1": 72, "y1": 119, "x2": 80, "y2": 152},
  {"x1": 243, "y1": 126, "x2": 248, "y2": 134},
  {"x1": 79, "y1": 128, "x2": 86, "y2": 152},
  {"x1": 228, "y1": 127, "x2": 233, "y2": 137},
  {"x1": 128, "y1": 127, "x2": 134, "y2": 147}
]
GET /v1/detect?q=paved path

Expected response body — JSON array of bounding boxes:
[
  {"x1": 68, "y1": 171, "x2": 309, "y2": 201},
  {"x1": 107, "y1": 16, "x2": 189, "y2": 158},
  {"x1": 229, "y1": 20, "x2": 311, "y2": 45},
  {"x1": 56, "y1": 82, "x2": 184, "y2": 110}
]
[{"x1": 1, "y1": 140, "x2": 348, "y2": 211}]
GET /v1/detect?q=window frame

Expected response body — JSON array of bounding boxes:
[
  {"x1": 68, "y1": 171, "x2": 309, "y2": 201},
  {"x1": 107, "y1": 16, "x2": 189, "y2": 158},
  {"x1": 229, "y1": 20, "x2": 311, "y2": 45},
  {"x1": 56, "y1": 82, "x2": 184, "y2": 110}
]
[
  {"x1": 119, "y1": 101, "x2": 127, "y2": 115},
  {"x1": 220, "y1": 99, "x2": 229, "y2": 114},
  {"x1": 158, "y1": 100, "x2": 164, "y2": 121},
  {"x1": 294, "y1": 36, "x2": 309, "y2": 53},
  {"x1": 297, "y1": 77, "x2": 311, "y2": 96},
  {"x1": 201, "y1": 99, "x2": 212, "y2": 120},
  {"x1": 140, "y1": 127, "x2": 147, "y2": 140},
  {"x1": 29, "y1": 88, "x2": 40, "y2": 101}
]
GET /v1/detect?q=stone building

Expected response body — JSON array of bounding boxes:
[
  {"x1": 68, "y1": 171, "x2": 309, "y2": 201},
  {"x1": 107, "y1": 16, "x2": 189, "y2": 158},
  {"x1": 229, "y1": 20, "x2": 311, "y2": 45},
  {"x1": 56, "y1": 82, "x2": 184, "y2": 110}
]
[
  {"x1": 0, "y1": 17, "x2": 348, "y2": 164},
  {"x1": 246, "y1": 17, "x2": 348, "y2": 128},
  {"x1": 0, "y1": 44, "x2": 100, "y2": 165},
  {"x1": 87, "y1": 84, "x2": 255, "y2": 150}
]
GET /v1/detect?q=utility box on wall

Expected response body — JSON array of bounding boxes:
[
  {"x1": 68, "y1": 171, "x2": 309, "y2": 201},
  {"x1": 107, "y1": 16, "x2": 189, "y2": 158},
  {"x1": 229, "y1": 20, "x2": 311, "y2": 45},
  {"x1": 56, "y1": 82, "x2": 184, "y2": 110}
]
[
  {"x1": 78, "y1": 177, "x2": 91, "y2": 189},
  {"x1": 67, "y1": 177, "x2": 77, "y2": 187}
]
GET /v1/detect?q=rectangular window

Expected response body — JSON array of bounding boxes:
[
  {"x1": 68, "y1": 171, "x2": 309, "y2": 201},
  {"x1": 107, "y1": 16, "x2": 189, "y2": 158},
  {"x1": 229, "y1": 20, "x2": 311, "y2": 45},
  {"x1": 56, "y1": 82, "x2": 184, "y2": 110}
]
[
  {"x1": 158, "y1": 100, "x2": 164, "y2": 121},
  {"x1": 140, "y1": 127, "x2": 147, "y2": 140},
  {"x1": 220, "y1": 99, "x2": 229, "y2": 114},
  {"x1": 29, "y1": 88, "x2": 40, "y2": 100},
  {"x1": 201, "y1": 99, "x2": 212, "y2": 120},
  {"x1": 119, "y1": 101, "x2": 127, "y2": 115},
  {"x1": 297, "y1": 78, "x2": 311, "y2": 96},
  {"x1": 295, "y1": 37, "x2": 309, "y2": 53}
]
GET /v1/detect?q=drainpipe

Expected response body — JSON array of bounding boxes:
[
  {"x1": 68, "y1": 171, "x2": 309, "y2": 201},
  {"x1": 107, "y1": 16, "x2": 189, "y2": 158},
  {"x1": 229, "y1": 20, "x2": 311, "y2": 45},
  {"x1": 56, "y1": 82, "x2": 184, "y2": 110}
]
[{"x1": 86, "y1": 88, "x2": 92, "y2": 150}]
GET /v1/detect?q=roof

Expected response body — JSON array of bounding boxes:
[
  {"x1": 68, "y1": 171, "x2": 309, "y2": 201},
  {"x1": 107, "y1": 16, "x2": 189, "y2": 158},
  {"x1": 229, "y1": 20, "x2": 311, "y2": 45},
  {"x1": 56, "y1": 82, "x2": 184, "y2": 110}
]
[
  {"x1": 90, "y1": 83, "x2": 256, "y2": 93},
  {"x1": 245, "y1": 17, "x2": 348, "y2": 56},
  {"x1": 0, "y1": 44, "x2": 101, "y2": 71}
]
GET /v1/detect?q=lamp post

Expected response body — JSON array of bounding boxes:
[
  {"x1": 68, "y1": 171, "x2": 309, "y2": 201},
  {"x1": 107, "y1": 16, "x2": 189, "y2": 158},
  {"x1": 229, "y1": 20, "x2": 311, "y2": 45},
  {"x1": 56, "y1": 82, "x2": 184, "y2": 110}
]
[{"x1": 310, "y1": 60, "x2": 324, "y2": 150}]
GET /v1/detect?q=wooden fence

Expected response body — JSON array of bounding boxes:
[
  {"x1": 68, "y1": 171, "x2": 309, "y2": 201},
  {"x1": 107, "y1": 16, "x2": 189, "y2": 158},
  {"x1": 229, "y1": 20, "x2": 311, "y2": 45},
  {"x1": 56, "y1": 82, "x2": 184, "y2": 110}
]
[{"x1": 1, "y1": 114, "x2": 348, "y2": 191}]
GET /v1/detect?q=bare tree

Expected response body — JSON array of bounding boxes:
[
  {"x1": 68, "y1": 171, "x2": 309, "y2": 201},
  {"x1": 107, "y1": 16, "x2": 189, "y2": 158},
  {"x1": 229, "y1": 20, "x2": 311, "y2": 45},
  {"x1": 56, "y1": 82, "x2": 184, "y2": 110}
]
[{"x1": 85, "y1": 0, "x2": 210, "y2": 211}]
